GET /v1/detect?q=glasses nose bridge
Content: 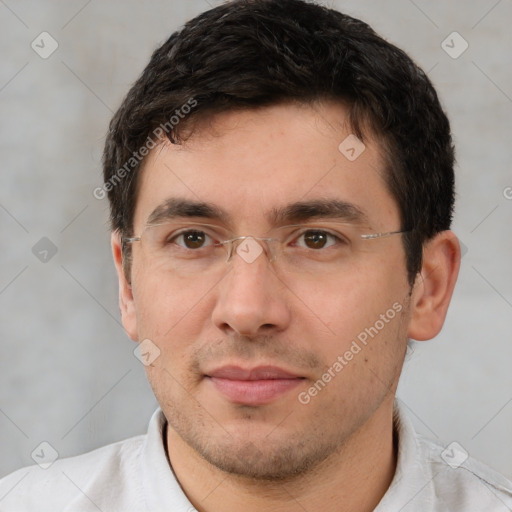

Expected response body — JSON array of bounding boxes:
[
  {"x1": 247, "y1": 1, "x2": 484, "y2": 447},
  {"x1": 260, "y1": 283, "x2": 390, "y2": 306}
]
[{"x1": 223, "y1": 236, "x2": 278, "y2": 263}]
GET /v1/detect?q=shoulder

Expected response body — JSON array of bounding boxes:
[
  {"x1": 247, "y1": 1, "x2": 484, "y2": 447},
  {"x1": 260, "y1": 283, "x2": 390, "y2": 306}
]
[
  {"x1": 0, "y1": 434, "x2": 147, "y2": 512},
  {"x1": 418, "y1": 434, "x2": 512, "y2": 511},
  {"x1": 380, "y1": 404, "x2": 512, "y2": 512}
]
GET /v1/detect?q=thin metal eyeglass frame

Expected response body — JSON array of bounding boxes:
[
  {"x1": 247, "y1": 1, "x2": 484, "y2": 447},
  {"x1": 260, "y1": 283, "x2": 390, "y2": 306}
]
[{"x1": 122, "y1": 223, "x2": 411, "y2": 263}]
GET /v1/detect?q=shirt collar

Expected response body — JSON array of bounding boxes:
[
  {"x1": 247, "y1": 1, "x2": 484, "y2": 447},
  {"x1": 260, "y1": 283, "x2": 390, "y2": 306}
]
[
  {"x1": 374, "y1": 400, "x2": 436, "y2": 511},
  {"x1": 142, "y1": 401, "x2": 435, "y2": 512},
  {"x1": 141, "y1": 408, "x2": 195, "y2": 512}
]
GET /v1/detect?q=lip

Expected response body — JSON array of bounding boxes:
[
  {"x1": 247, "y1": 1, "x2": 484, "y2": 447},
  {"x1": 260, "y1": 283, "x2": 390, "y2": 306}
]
[{"x1": 205, "y1": 365, "x2": 305, "y2": 406}]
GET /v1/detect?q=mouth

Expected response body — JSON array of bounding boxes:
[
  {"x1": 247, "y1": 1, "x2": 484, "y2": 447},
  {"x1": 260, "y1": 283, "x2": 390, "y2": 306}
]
[{"x1": 205, "y1": 365, "x2": 306, "y2": 406}]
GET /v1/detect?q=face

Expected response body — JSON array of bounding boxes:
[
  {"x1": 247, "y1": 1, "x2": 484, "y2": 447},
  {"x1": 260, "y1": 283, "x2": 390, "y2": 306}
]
[{"x1": 119, "y1": 101, "x2": 414, "y2": 480}]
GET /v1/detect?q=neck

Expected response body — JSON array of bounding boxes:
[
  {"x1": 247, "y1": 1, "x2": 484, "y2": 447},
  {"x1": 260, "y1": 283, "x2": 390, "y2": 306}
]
[{"x1": 166, "y1": 397, "x2": 398, "y2": 512}]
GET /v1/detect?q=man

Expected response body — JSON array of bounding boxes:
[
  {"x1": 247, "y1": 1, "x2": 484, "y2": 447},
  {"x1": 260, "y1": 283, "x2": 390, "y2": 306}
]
[{"x1": 1, "y1": 0, "x2": 511, "y2": 510}]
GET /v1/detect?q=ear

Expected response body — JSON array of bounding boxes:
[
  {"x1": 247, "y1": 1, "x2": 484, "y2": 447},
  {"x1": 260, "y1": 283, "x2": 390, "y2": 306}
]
[
  {"x1": 407, "y1": 231, "x2": 461, "y2": 341},
  {"x1": 111, "y1": 231, "x2": 138, "y2": 341}
]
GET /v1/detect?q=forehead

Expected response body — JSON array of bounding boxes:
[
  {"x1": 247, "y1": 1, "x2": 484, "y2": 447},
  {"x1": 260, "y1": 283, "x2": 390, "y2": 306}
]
[{"x1": 133, "y1": 101, "x2": 399, "y2": 231}]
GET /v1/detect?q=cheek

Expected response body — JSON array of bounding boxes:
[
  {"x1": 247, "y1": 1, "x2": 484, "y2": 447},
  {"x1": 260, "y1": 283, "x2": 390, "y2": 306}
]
[
  {"x1": 131, "y1": 268, "x2": 212, "y2": 347},
  {"x1": 133, "y1": 272, "x2": 214, "y2": 397},
  {"x1": 295, "y1": 262, "x2": 401, "y2": 324},
  {"x1": 289, "y1": 259, "x2": 408, "y2": 362}
]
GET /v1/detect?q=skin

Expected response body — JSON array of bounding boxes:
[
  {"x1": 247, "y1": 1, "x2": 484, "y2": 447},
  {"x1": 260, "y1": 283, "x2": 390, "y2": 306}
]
[{"x1": 112, "y1": 101, "x2": 460, "y2": 511}]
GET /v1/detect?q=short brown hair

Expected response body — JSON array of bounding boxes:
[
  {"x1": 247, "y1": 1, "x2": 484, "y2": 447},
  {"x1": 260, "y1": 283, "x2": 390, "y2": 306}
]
[{"x1": 102, "y1": 0, "x2": 455, "y2": 284}]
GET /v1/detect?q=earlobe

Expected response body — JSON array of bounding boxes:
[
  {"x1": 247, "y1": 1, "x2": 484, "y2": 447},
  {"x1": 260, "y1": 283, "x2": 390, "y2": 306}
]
[
  {"x1": 407, "y1": 231, "x2": 461, "y2": 341},
  {"x1": 111, "y1": 232, "x2": 139, "y2": 341}
]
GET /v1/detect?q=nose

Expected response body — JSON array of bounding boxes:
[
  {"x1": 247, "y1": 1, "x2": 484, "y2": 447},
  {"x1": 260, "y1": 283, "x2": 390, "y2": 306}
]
[{"x1": 211, "y1": 245, "x2": 292, "y2": 338}]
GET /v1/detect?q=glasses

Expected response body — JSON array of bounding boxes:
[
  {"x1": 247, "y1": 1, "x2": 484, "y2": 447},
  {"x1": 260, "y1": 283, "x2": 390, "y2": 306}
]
[{"x1": 123, "y1": 221, "x2": 409, "y2": 280}]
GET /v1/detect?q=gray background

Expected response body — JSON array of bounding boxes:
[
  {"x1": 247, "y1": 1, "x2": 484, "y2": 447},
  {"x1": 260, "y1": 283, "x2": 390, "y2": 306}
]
[{"x1": 1, "y1": 0, "x2": 511, "y2": 480}]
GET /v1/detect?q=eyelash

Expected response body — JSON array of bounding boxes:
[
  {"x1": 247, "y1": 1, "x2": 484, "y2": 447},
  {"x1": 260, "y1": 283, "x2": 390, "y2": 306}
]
[
  {"x1": 293, "y1": 230, "x2": 346, "y2": 248},
  {"x1": 169, "y1": 228, "x2": 348, "y2": 249}
]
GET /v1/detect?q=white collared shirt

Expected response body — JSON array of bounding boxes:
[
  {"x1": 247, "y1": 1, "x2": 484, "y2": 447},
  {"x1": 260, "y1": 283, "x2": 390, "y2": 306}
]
[{"x1": 1, "y1": 405, "x2": 511, "y2": 511}]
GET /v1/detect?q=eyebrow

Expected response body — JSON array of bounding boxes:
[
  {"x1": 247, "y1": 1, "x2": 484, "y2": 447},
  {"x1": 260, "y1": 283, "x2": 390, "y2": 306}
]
[
  {"x1": 146, "y1": 198, "x2": 369, "y2": 227},
  {"x1": 268, "y1": 199, "x2": 368, "y2": 225},
  {"x1": 147, "y1": 198, "x2": 229, "y2": 226}
]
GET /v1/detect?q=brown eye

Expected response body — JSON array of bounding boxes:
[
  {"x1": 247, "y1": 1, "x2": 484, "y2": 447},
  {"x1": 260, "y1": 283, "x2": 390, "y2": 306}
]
[
  {"x1": 175, "y1": 230, "x2": 210, "y2": 249},
  {"x1": 303, "y1": 230, "x2": 329, "y2": 249}
]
